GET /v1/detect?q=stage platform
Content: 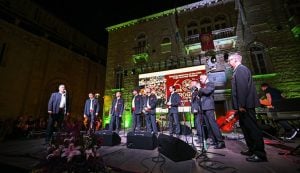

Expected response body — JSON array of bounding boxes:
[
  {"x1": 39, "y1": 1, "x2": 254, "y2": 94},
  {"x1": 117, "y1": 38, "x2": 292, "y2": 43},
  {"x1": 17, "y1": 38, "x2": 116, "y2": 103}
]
[{"x1": 0, "y1": 130, "x2": 299, "y2": 173}]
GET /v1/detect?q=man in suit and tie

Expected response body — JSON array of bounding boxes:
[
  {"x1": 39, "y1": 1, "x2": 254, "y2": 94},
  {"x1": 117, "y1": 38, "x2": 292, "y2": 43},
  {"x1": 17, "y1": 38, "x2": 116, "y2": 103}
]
[
  {"x1": 228, "y1": 53, "x2": 267, "y2": 162},
  {"x1": 167, "y1": 86, "x2": 181, "y2": 137},
  {"x1": 109, "y1": 91, "x2": 124, "y2": 134},
  {"x1": 131, "y1": 88, "x2": 143, "y2": 132},
  {"x1": 46, "y1": 84, "x2": 70, "y2": 144},
  {"x1": 143, "y1": 87, "x2": 158, "y2": 134},
  {"x1": 83, "y1": 92, "x2": 100, "y2": 133},
  {"x1": 198, "y1": 74, "x2": 225, "y2": 149}
]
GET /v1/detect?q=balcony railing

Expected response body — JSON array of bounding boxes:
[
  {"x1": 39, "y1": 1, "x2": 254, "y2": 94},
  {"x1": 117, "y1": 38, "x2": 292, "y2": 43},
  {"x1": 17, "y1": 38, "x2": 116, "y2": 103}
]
[
  {"x1": 212, "y1": 27, "x2": 235, "y2": 40},
  {"x1": 133, "y1": 46, "x2": 148, "y2": 55},
  {"x1": 185, "y1": 34, "x2": 200, "y2": 45},
  {"x1": 184, "y1": 27, "x2": 236, "y2": 45}
]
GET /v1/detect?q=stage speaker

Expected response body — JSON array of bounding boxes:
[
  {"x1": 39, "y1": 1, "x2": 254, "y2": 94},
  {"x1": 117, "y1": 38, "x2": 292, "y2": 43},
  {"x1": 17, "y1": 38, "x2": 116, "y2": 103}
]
[
  {"x1": 158, "y1": 134, "x2": 196, "y2": 162},
  {"x1": 172, "y1": 124, "x2": 192, "y2": 135},
  {"x1": 126, "y1": 131, "x2": 157, "y2": 150},
  {"x1": 94, "y1": 130, "x2": 121, "y2": 146}
]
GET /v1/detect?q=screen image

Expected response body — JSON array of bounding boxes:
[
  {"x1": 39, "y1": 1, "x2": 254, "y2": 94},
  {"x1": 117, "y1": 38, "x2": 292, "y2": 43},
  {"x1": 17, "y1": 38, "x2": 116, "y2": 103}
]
[{"x1": 139, "y1": 65, "x2": 206, "y2": 112}]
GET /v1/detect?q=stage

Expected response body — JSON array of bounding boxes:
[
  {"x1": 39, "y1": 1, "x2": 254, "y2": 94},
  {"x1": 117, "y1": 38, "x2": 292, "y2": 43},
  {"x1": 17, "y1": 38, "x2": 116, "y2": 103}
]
[{"x1": 0, "y1": 130, "x2": 299, "y2": 173}]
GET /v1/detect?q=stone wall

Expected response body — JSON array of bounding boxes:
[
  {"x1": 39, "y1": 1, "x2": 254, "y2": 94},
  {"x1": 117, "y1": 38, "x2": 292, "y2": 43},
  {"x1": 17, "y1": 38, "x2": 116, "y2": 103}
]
[
  {"x1": 237, "y1": 0, "x2": 300, "y2": 98},
  {"x1": 0, "y1": 20, "x2": 106, "y2": 120}
]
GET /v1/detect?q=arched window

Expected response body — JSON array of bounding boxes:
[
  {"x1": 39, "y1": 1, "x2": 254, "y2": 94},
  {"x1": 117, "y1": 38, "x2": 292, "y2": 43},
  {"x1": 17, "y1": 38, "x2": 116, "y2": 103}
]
[
  {"x1": 134, "y1": 33, "x2": 148, "y2": 54},
  {"x1": 187, "y1": 21, "x2": 198, "y2": 36},
  {"x1": 200, "y1": 18, "x2": 212, "y2": 34},
  {"x1": 162, "y1": 37, "x2": 171, "y2": 44},
  {"x1": 161, "y1": 37, "x2": 171, "y2": 53},
  {"x1": 214, "y1": 15, "x2": 227, "y2": 30},
  {"x1": 249, "y1": 44, "x2": 267, "y2": 74},
  {"x1": 136, "y1": 33, "x2": 147, "y2": 47}
]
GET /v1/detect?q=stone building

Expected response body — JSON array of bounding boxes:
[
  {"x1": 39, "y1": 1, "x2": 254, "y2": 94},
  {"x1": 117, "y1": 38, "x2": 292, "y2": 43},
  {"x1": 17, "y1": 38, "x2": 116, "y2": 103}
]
[
  {"x1": 0, "y1": 0, "x2": 106, "y2": 121},
  {"x1": 104, "y1": 0, "x2": 300, "y2": 128}
]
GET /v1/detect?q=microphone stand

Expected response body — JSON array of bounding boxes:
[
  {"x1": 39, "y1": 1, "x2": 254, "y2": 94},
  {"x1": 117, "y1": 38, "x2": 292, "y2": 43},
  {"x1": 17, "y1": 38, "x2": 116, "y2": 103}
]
[
  {"x1": 195, "y1": 88, "x2": 225, "y2": 159},
  {"x1": 181, "y1": 102, "x2": 189, "y2": 143},
  {"x1": 189, "y1": 87, "x2": 200, "y2": 148}
]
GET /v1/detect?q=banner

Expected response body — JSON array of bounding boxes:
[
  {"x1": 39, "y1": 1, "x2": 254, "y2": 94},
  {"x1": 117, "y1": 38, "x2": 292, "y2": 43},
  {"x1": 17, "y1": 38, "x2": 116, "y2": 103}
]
[
  {"x1": 165, "y1": 70, "x2": 205, "y2": 106},
  {"x1": 139, "y1": 65, "x2": 206, "y2": 110},
  {"x1": 200, "y1": 32, "x2": 215, "y2": 51}
]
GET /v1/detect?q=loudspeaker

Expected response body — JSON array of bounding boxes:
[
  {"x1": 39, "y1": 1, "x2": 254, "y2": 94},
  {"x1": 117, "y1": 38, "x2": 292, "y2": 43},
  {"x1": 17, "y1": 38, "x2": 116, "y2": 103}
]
[
  {"x1": 94, "y1": 130, "x2": 121, "y2": 146},
  {"x1": 126, "y1": 131, "x2": 157, "y2": 150},
  {"x1": 172, "y1": 124, "x2": 192, "y2": 135},
  {"x1": 158, "y1": 134, "x2": 196, "y2": 162}
]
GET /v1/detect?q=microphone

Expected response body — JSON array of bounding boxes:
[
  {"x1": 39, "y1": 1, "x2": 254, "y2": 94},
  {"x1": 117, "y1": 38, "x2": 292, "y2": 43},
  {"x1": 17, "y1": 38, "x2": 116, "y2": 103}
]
[{"x1": 191, "y1": 86, "x2": 198, "y2": 93}]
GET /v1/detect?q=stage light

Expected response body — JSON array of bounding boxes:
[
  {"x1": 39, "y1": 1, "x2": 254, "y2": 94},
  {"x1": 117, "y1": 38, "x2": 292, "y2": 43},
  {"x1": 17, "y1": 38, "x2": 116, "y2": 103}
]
[{"x1": 211, "y1": 55, "x2": 217, "y2": 63}]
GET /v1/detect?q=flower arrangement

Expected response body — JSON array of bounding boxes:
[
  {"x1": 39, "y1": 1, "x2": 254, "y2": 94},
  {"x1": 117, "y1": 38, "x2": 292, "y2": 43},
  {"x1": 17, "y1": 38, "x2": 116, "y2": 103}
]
[{"x1": 32, "y1": 128, "x2": 107, "y2": 173}]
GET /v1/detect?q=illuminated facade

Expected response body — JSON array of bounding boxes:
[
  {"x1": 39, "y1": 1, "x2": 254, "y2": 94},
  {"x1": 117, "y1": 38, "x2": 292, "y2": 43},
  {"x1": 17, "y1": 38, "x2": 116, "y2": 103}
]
[
  {"x1": 0, "y1": 0, "x2": 106, "y2": 120},
  {"x1": 105, "y1": 0, "x2": 300, "y2": 128}
]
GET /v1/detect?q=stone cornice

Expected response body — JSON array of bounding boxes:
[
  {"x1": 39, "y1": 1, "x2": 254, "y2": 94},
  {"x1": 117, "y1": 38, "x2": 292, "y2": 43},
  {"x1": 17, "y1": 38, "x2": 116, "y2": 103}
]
[{"x1": 106, "y1": 0, "x2": 234, "y2": 32}]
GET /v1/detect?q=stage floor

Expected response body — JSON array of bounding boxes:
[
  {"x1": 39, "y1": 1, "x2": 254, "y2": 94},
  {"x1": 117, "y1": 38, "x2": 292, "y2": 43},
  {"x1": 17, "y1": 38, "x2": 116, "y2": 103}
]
[{"x1": 0, "y1": 130, "x2": 299, "y2": 173}]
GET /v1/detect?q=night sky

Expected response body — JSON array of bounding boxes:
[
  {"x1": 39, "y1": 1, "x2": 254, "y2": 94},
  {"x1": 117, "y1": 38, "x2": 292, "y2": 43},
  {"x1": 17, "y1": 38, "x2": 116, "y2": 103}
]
[{"x1": 33, "y1": 0, "x2": 200, "y2": 47}]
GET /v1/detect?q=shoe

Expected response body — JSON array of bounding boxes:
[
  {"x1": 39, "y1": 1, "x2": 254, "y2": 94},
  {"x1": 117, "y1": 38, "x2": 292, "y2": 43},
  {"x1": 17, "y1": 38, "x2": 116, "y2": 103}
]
[
  {"x1": 214, "y1": 142, "x2": 225, "y2": 149},
  {"x1": 246, "y1": 154, "x2": 268, "y2": 162},
  {"x1": 240, "y1": 150, "x2": 253, "y2": 156},
  {"x1": 175, "y1": 134, "x2": 180, "y2": 138},
  {"x1": 286, "y1": 128, "x2": 299, "y2": 140}
]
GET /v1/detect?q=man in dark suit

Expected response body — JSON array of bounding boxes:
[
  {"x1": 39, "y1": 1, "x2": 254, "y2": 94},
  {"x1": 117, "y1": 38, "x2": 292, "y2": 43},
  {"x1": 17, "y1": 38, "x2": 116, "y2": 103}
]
[
  {"x1": 190, "y1": 80, "x2": 204, "y2": 143},
  {"x1": 83, "y1": 92, "x2": 100, "y2": 133},
  {"x1": 46, "y1": 84, "x2": 70, "y2": 144},
  {"x1": 166, "y1": 86, "x2": 181, "y2": 137},
  {"x1": 109, "y1": 91, "x2": 124, "y2": 133},
  {"x1": 198, "y1": 74, "x2": 225, "y2": 149},
  {"x1": 143, "y1": 87, "x2": 158, "y2": 134},
  {"x1": 131, "y1": 88, "x2": 143, "y2": 132},
  {"x1": 228, "y1": 53, "x2": 267, "y2": 162}
]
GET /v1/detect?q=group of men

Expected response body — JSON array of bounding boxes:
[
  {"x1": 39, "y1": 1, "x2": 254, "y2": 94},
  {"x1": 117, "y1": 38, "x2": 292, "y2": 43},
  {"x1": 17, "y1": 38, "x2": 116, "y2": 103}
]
[
  {"x1": 108, "y1": 87, "x2": 158, "y2": 135},
  {"x1": 46, "y1": 52, "x2": 269, "y2": 162},
  {"x1": 45, "y1": 86, "x2": 101, "y2": 143}
]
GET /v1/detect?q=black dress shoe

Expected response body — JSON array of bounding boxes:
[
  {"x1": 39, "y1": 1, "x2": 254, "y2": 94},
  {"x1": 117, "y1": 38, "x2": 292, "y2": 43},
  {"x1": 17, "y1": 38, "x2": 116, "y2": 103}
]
[
  {"x1": 246, "y1": 154, "x2": 268, "y2": 162},
  {"x1": 214, "y1": 142, "x2": 226, "y2": 149},
  {"x1": 240, "y1": 150, "x2": 253, "y2": 156}
]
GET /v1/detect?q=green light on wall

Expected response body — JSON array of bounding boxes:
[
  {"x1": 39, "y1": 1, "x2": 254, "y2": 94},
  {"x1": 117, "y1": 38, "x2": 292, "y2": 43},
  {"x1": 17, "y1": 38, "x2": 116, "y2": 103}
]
[
  {"x1": 291, "y1": 25, "x2": 300, "y2": 38},
  {"x1": 160, "y1": 42, "x2": 172, "y2": 46},
  {"x1": 111, "y1": 88, "x2": 124, "y2": 92},
  {"x1": 132, "y1": 53, "x2": 149, "y2": 64},
  {"x1": 252, "y1": 73, "x2": 278, "y2": 79},
  {"x1": 185, "y1": 43, "x2": 201, "y2": 55},
  {"x1": 102, "y1": 111, "x2": 132, "y2": 129},
  {"x1": 123, "y1": 111, "x2": 132, "y2": 128}
]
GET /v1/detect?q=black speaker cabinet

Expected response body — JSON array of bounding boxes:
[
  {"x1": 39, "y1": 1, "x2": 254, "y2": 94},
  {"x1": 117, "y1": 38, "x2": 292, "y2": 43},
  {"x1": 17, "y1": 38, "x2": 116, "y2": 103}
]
[
  {"x1": 126, "y1": 131, "x2": 157, "y2": 150},
  {"x1": 95, "y1": 130, "x2": 121, "y2": 146},
  {"x1": 158, "y1": 134, "x2": 196, "y2": 162}
]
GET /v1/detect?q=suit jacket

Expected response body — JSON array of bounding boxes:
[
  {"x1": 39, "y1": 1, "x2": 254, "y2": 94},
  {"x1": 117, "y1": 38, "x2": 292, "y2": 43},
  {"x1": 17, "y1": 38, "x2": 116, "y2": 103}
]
[
  {"x1": 132, "y1": 95, "x2": 143, "y2": 114},
  {"x1": 110, "y1": 97, "x2": 124, "y2": 117},
  {"x1": 84, "y1": 99, "x2": 100, "y2": 115},
  {"x1": 191, "y1": 87, "x2": 201, "y2": 113},
  {"x1": 199, "y1": 82, "x2": 215, "y2": 110},
  {"x1": 48, "y1": 92, "x2": 70, "y2": 114},
  {"x1": 231, "y1": 64, "x2": 260, "y2": 109},
  {"x1": 167, "y1": 92, "x2": 181, "y2": 113},
  {"x1": 143, "y1": 94, "x2": 157, "y2": 114}
]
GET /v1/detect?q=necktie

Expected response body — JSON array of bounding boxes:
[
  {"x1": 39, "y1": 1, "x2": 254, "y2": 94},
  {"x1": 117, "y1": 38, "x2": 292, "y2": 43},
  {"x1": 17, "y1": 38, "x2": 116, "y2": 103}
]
[
  {"x1": 115, "y1": 99, "x2": 118, "y2": 111},
  {"x1": 90, "y1": 100, "x2": 93, "y2": 110},
  {"x1": 147, "y1": 96, "x2": 150, "y2": 107}
]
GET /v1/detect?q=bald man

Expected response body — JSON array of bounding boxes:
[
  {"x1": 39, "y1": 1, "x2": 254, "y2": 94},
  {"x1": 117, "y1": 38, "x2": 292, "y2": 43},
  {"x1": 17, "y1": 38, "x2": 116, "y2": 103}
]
[{"x1": 228, "y1": 53, "x2": 267, "y2": 162}]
